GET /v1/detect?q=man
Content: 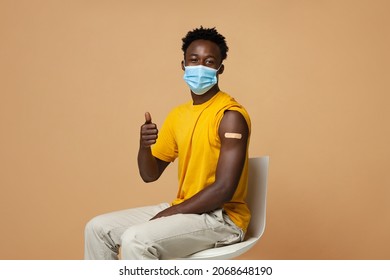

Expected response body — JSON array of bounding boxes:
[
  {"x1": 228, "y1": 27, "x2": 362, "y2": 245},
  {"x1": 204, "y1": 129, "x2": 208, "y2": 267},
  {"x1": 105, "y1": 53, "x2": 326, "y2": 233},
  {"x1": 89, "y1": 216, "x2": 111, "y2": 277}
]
[{"x1": 84, "y1": 27, "x2": 251, "y2": 259}]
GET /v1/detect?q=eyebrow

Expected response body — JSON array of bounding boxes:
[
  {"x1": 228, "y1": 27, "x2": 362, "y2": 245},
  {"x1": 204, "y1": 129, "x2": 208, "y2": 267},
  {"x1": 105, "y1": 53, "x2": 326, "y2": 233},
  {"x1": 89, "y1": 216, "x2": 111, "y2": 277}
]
[{"x1": 188, "y1": 53, "x2": 217, "y2": 59}]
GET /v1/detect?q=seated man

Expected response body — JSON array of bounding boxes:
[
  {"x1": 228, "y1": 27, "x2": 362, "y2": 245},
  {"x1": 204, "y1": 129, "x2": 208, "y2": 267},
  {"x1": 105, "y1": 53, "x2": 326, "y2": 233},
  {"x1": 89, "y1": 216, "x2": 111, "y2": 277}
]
[{"x1": 84, "y1": 26, "x2": 251, "y2": 260}]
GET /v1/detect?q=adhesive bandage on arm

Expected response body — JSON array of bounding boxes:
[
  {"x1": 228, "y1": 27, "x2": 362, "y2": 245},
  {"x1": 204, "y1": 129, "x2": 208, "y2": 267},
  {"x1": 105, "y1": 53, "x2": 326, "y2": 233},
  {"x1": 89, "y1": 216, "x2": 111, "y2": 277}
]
[{"x1": 224, "y1": 132, "x2": 242, "y2": 139}]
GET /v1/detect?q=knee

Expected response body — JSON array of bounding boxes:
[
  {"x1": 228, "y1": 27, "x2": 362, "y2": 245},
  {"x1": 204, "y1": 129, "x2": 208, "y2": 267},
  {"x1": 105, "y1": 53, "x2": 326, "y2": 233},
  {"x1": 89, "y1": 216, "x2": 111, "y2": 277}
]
[
  {"x1": 121, "y1": 227, "x2": 158, "y2": 259},
  {"x1": 121, "y1": 227, "x2": 142, "y2": 248},
  {"x1": 84, "y1": 216, "x2": 104, "y2": 239}
]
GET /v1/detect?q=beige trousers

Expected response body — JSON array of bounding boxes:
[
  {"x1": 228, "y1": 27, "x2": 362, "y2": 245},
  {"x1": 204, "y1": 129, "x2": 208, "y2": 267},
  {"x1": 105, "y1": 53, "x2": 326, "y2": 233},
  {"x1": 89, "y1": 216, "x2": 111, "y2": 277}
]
[{"x1": 84, "y1": 203, "x2": 244, "y2": 260}]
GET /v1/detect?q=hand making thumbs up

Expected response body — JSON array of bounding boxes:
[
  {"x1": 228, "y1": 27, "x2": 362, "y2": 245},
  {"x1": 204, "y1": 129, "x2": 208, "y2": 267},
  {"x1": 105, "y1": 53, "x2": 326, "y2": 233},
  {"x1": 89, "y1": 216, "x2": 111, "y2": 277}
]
[{"x1": 140, "y1": 112, "x2": 158, "y2": 148}]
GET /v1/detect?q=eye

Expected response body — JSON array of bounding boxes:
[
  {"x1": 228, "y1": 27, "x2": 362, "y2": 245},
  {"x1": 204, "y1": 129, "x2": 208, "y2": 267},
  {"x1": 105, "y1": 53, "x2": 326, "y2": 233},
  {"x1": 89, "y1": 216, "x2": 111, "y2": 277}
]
[
  {"x1": 205, "y1": 59, "x2": 215, "y2": 66},
  {"x1": 188, "y1": 56, "x2": 199, "y2": 64}
]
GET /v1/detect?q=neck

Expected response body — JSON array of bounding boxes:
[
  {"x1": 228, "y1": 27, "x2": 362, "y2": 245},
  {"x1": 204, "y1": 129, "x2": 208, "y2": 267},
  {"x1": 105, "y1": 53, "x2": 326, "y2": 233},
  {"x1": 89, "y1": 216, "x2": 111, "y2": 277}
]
[{"x1": 191, "y1": 85, "x2": 220, "y2": 105}]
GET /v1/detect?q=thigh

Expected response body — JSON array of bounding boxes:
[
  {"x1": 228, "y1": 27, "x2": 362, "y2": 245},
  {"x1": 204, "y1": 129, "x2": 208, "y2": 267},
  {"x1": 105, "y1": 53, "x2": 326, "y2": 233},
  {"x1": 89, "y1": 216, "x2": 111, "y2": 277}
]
[
  {"x1": 121, "y1": 209, "x2": 242, "y2": 259},
  {"x1": 90, "y1": 203, "x2": 170, "y2": 245}
]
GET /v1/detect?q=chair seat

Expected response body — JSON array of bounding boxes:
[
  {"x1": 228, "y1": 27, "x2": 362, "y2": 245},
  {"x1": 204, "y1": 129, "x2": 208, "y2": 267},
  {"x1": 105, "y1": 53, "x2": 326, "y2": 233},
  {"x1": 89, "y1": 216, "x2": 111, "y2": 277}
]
[{"x1": 181, "y1": 236, "x2": 260, "y2": 260}]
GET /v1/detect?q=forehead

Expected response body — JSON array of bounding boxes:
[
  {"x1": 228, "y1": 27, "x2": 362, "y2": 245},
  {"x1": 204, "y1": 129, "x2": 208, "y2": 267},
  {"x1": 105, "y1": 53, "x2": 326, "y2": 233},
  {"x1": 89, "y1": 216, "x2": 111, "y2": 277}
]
[{"x1": 186, "y1": 39, "x2": 221, "y2": 58}]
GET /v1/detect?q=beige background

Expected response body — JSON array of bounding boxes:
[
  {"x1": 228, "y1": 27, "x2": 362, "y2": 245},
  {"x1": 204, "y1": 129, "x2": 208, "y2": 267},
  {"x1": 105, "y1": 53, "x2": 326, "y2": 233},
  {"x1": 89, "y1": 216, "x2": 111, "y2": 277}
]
[{"x1": 1, "y1": 0, "x2": 389, "y2": 259}]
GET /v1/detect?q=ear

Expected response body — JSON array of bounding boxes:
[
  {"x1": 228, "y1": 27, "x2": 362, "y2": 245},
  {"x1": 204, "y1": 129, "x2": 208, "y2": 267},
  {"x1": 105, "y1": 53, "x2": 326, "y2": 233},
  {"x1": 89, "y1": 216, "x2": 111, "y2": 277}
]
[
  {"x1": 181, "y1": 60, "x2": 185, "y2": 71},
  {"x1": 218, "y1": 64, "x2": 224, "y2": 75}
]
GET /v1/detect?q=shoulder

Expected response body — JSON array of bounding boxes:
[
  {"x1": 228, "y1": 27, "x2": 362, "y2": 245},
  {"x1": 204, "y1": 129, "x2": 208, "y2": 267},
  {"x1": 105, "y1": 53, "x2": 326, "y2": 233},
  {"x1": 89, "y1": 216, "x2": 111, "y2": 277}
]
[
  {"x1": 219, "y1": 93, "x2": 251, "y2": 130},
  {"x1": 219, "y1": 110, "x2": 249, "y2": 133},
  {"x1": 165, "y1": 100, "x2": 192, "y2": 119}
]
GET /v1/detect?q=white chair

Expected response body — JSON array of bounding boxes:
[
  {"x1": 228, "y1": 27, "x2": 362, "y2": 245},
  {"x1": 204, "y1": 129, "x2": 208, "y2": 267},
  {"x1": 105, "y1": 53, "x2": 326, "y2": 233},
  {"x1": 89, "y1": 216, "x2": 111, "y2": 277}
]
[{"x1": 181, "y1": 156, "x2": 270, "y2": 260}]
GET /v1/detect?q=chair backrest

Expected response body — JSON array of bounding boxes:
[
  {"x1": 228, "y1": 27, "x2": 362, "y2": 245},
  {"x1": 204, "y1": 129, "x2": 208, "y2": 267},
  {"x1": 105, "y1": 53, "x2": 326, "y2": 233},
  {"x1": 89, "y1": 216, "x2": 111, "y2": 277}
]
[{"x1": 245, "y1": 156, "x2": 269, "y2": 240}]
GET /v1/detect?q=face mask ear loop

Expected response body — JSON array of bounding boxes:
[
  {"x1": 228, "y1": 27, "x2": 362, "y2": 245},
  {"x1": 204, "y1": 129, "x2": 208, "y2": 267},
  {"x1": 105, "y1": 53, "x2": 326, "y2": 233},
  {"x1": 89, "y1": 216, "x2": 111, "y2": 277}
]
[{"x1": 216, "y1": 62, "x2": 223, "y2": 75}]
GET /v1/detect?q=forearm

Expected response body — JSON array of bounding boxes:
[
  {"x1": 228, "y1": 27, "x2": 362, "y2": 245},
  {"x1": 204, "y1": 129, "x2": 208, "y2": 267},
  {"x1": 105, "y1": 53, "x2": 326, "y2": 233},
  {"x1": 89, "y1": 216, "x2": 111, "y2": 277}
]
[
  {"x1": 177, "y1": 182, "x2": 233, "y2": 213},
  {"x1": 151, "y1": 182, "x2": 234, "y2": 219},
  {"x1": 137, "y1": 146, "x2": 160, "y2": 182}
]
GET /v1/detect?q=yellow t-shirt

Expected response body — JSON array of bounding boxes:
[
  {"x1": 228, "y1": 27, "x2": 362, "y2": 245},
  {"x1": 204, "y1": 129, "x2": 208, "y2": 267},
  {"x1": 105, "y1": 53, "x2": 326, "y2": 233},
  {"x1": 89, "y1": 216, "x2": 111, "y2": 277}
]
[{"x1": 152, "y1": 91, "x2": 251, "y2": 231}]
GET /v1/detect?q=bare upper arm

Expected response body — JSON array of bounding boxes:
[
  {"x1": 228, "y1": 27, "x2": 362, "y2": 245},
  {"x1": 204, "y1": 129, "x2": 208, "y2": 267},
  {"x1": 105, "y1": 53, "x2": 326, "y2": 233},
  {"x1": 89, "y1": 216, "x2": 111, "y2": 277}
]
[
  {"x1": 215, "y1": 110, "x2": 249, "y2": 196},
  {"x1": 218, "y1": 110, "x2": 249, "y2": 147}
]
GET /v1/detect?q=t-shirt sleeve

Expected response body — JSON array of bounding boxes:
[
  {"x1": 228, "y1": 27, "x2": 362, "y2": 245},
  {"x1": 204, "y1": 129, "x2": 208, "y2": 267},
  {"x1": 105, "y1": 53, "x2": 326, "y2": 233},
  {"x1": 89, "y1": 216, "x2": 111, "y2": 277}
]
[{"x1": 151, "y1": 110, "x2": 178, "y2": 163}]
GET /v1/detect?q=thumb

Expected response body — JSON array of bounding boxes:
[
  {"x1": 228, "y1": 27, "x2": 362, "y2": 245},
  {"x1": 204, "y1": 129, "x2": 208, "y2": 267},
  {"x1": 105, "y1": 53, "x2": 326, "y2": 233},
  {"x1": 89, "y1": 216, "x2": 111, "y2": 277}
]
[{"x1": 144, "y1": 112, "x2": 152, "y2": 124}]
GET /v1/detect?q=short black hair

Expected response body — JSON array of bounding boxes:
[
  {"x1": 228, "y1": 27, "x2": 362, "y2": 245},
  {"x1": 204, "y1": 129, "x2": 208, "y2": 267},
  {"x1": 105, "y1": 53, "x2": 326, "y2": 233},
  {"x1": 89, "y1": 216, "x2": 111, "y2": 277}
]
[{"x1": 181, "y1": 26, "x2": 229, "y2": 61}]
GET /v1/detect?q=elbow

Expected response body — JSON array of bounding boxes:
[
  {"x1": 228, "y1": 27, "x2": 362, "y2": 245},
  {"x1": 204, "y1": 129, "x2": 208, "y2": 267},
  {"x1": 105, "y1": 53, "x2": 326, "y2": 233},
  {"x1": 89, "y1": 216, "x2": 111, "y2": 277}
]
[
  {"x1": 142, "y1": 178, "x2": 154, "y2": 183},
  {"x1": 139, "y1": 170, "x2": 160, "y2": 183},
  {"x1": 223, "y1": 192, "x2": 235, "y2": 203},
  {"x1": 217, "y1": 185, "x2": 237, "y2": 204},
  {"x1": 140, "y1": 174, "x2": 158, "y2": 183}
]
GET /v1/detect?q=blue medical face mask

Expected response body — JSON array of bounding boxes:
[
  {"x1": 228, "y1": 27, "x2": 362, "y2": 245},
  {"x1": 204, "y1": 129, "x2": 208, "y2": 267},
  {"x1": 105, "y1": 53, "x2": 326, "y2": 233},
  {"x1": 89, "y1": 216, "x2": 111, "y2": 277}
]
[{"x1": 183, "y1": 63, "x2": 222, "y2": 95}]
